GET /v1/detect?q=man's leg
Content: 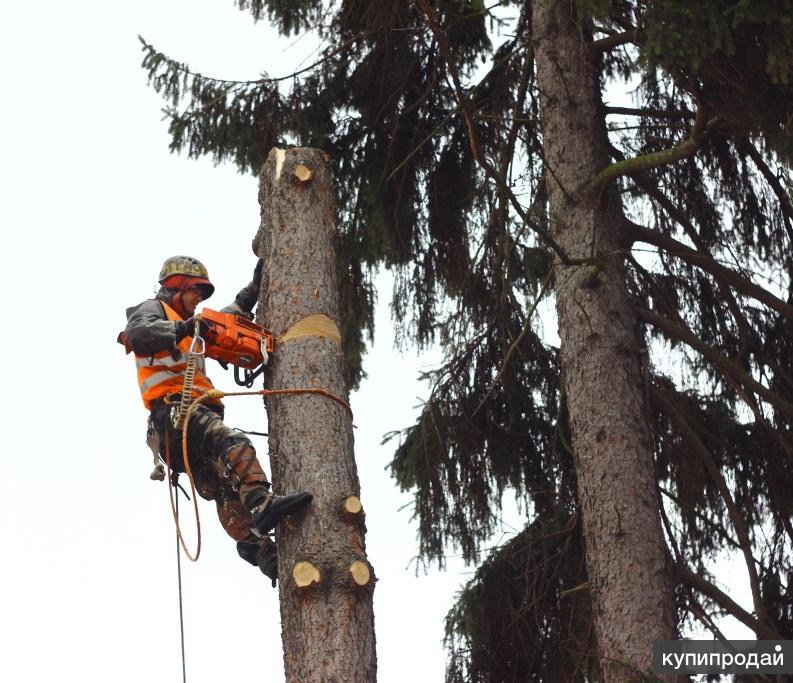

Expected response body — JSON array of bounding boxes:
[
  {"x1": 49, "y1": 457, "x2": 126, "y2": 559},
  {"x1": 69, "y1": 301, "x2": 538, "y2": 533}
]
[
  {"x1": 221, "y1": 442, "x2": 271, "y2": 510},
  {"x1": 222, "y1": 441, "x2": 313, "y2": 535},
  {"x1": 215, "y1": 484, "x2": 279, "y2": 585},
  {"x1": 148, "y1": 401, "x2": 278, "y2": 581},
  {"x1": 189, "y1": 404, "x2": 312, "y2": 536}
]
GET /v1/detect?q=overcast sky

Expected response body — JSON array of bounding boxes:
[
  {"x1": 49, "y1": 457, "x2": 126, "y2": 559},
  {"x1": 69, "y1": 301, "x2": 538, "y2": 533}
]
[
  {"x1": 1, "y1": 2, "x2": 755, "y2": 681},
  {"x1": 0, "y1": 2, "x2": 503, "y2": 681}
]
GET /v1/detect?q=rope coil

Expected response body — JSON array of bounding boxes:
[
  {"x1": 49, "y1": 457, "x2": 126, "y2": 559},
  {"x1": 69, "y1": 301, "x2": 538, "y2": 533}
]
[{"x1": 163, "y1": 385, "x2": 353, "y2": 562}]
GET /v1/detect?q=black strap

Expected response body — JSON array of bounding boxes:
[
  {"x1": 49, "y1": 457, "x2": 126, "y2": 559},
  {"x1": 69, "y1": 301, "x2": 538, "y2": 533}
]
[{"x1": 234, "y1": 364, "x2": 265, "y2": 388}]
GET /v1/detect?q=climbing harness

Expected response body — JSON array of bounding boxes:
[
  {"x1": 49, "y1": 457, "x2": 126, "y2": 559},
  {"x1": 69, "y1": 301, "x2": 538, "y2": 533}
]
[{"x1": 161, "y1": 382, "x2": 352, "y2": 563}]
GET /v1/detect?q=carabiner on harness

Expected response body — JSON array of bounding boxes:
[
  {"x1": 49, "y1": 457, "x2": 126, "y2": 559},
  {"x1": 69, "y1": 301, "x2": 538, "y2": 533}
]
[
  {"x1": 189, "y1": 329, "x2": 206, "y2": 356},
  {"x1": 172, "y1": 318, "x2": 206, "y2": 429}
]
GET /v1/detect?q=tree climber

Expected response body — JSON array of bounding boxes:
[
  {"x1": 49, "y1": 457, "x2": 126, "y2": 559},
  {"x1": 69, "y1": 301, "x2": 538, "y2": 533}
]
[{"x1": 118, "y1": 255, "x2": 312, "y2": 585}]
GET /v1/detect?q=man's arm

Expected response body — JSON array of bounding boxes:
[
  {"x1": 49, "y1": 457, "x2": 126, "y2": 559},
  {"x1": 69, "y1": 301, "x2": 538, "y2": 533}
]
[
  {"x1": 124, "y1": 299, "x2": 182, "y2": 355},
  {"x1": 222, "y1": 259, "x2": 263, "y2": 316}
]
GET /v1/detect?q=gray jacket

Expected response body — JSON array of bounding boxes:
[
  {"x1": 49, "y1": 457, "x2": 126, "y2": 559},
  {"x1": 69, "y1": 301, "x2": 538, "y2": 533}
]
[{"x1": 120, "y1": 277, "x2": 259, "y2": 356}]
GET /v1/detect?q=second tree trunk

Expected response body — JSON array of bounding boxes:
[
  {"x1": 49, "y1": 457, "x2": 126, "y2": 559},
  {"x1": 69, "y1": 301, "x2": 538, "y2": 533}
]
[{"x1": 532, "y1": 1, "x2": 676, "y2": 679}]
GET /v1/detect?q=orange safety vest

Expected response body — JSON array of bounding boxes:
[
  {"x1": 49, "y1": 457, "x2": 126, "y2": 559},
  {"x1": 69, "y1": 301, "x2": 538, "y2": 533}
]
[{"x1": 135, "y1": 302, "x2": 216, "y2": 409}]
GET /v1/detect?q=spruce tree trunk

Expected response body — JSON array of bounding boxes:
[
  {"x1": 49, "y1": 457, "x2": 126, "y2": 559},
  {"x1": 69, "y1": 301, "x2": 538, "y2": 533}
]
[
  {"x1": 254, "y1": 147, "x2": 377, "y2": 682},
  {"x1": 531, "y1": 1, "x2": 676, "y2": 679}
]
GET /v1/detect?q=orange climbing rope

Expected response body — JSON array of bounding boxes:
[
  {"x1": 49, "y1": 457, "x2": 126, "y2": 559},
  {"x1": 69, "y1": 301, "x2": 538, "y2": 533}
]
[
  {"x1": 200, "y1": 387, "x2": 353, "y2": 416},
  {"x1": 165, "y1": 386, "x2": 353, "y2": 562},
  {"x1": 164, "y1": 423, "x2": 203, "y2": 562}
]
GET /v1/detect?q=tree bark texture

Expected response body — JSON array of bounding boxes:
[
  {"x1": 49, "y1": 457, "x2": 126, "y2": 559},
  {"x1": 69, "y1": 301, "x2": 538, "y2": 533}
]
[
  {"x1": 531, "y1": 1, "x2": 676, "y2": 679},
  {"x1": 255, "y1": 147, "x2": 377, "y2": 682}
]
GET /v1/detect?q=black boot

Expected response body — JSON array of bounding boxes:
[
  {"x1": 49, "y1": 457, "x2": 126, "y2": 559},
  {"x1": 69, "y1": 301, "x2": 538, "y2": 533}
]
[
  {"x1": 236, "y1": 536, "x2": 279, "y2": 587},
  {"x1": 250, "y1": 491, "x2": 313, "y2": 535},
  {"x1": 236, "y1": 538, "x2": 259, "y2": 566},
  {"x1": 256, "y1": 540, "x2": 278, "y2": 588}
]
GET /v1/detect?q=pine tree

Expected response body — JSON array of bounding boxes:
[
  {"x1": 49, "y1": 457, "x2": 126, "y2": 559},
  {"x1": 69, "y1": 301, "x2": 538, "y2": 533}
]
[
  {"x1": 256, "y1": 147, "x2": 377, "y2": 681},
  {"x1": 530, "y1": 2, "x2": 678, "y2": 677},
  {"x1": 141, "y1": 1, "x2": 793, "y2": 679}
]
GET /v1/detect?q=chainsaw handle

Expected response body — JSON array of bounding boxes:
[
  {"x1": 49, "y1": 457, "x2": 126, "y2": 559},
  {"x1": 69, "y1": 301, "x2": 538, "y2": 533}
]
[{"x1": 234, "y1": 364, "x2": 265, "y2": 388}]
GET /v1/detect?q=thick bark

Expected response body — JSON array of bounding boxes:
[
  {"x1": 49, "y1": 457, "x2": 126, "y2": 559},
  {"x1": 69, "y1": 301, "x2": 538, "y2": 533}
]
[
  {"x1": 255, "y1": 147, "x2": 377, "y2": 682},
  {"x1": 531, "y1": 1, "x2": 676, "y2": 679}
]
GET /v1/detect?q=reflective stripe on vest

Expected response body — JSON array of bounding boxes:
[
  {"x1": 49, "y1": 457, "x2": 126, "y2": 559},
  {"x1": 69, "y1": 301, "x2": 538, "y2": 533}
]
[
  {"x1": 135, "y1": 302, "x2": 215, "y2": 409},
  {"x1": 135, "y1": 352, "x2": 187, "y2": 370}
]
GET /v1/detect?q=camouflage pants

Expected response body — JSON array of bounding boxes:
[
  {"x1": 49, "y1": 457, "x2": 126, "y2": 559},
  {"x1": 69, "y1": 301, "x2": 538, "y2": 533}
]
[{"x1": 149, "y1": 398, "x2": 269, "y2": 542}]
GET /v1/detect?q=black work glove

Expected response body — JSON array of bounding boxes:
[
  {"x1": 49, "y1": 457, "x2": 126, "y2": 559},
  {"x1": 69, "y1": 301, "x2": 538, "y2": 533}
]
[
  {"x1": 175, "y1": 316, "x2": 211, "y2": 341},
  {"x1": 229, "y1": 258, "x2": 264, "y2": 314}
]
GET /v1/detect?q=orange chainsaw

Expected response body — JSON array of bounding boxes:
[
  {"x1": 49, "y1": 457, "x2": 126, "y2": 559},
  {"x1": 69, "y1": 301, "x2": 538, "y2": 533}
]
[{"x1": 197, "y1": 308, "x2": 274, "y2": 374}]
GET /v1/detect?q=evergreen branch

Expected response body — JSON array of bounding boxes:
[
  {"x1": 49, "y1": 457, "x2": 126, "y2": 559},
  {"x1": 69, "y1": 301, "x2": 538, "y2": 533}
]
[
  {"x1": 631, "y1": 175, "x2": 703, "y2": 247},
  {"x1": 768, "y1": 469, "x2": 793, "y2": 549},
  {"x1": 558, "y1": 581, "x2": 590, "y2": 598},
  {"x1": 630, "y1": 248, "x2": 788, "y2": 292},
  {"x1": 628, "y1": 169, "x2": 789, "y2": 319},
  {"x1": 499, "y1": 28, "x2": 534, "y2": 185},
  {"x1": 717, "y1": 362, "x2": 793, "y2": 476},
  {"x1": 628, "y1": 174, "x2": 785, "y2": 291},
  {"x1": 424, "y1": 320, "x2": 494, "y2": 401},
  {"x1": 139, "y1": 32, "x2": 366, "y2": 87},
  {"x1": 384, "y1": 108, "x2": 457, "y2": 182},
  {"x1": 402, "y1": 48, "x2": 441, "y2": 117},
  {"x1": 657, "y1": 484, "x2": 683, "y2": 563},
  {"x1": 592, "y1": 25, "x2": 617, "y2": 37},
  {"x1": 657, "y1": 485, "x2": 736, "y2": 646},
  {"x1": 446, "y1": 0, "x2": 512, "y2": 20},
  {"x1": 474, "y1": 113, "x2": 535, "y2": 123},
  {"x1": 676, "y1": 564, "x2": 783, "y2": 640},
  {"x1": 604, "y1": 106, "x2": 694, "y2": 120},
  {"x1": 717, "y1": 364, "x2": 790, "y2": 461},
  {"x1": 637, "y1": 307, "x2": 793, "y2": 421},
  {"x1": 413, "y1": 0, "x2": 577, "y2": 265},
  {"x1": 472, "y1": 267, "x2": 554, "y2": 417},
  {"x1": 384, "y1": 33, "x2": 527, "y2": 182},
  {"x1": 664, "y1": 489, "x2": 743, "y2": 646},
  {"x1": 651, "y1": 385, "x2": 769, "y2": 626},
  {"x1": 588, "y1": 104, "x2": 708, "y2": 190},
  {"x1": 610, "y1": 13, "x2": 640, "y2": 34},
  {"x1": 591, "y1": 29, "x2": 646, "y2": 53},
  {"x1": 739, "y1": 138, "x2": 793, "y2": 240},
  {"x1": 658, "y1": 487, "x2": 742, "y2": 553},
  {"x1": 627, "y1": 221, "x2": 793, "y2": 320},
  {"x1": 496, "y1": 16, "x2": 538, "y2": 300},
  {"x1": 688, "y1": 600, "x2": 731, "y2": 646},
  {"x1": 607, "y1": 122, "x2": 687, "y2": 133}
]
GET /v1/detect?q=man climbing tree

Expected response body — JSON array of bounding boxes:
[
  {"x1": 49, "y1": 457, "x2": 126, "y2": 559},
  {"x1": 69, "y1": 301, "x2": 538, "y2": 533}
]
[
  {"x1": 140, "y1": 0, "x2": 793, "y2": 679},
  {"x1": 118, "y1": 255, "x2": 312, "y2": 584}
]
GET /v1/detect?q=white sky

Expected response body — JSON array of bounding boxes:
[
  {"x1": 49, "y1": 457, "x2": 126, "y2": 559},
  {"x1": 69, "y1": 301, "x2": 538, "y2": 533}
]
[
  {"x1": 0, "y1": 2, "x2": 504, "y2": 681},
  {"x1": 0, "y1": 2, "x2": 756, "y2": 681}
]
